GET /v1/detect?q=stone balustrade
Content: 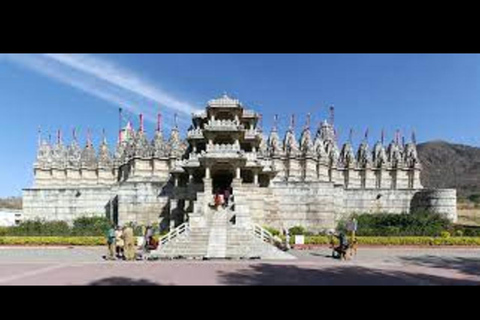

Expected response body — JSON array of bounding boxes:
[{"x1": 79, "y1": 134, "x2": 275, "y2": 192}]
[
  {"x1": 243, "y1": 109, "x2": 256, "y2": 118},
  {"x1": 204, "y1": 119, "x2": 244, "y2": 131},
  {"x1": 187, "y1": 128, "x2": 204, "y2": 139},
  {"x1": 206, "y1": 143, "x2": 241, "y2": 153},
  {"x1": 244, "y1": 129, "x2": 260, "y2": 140}
]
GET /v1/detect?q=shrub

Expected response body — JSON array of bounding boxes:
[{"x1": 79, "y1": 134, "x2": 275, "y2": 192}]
[
  {"x1": 72, "y1": 216, "x2": 111, "y2": 236},
  {"x1": 346, "y1": 212, "x2": 452, "y2": 237},
  {"x1": 468, "y1": 194, "x2": 480, "y2": 203},
  {"x1": 440, "y1": 231, "x2": 451, "y2": 238},
  {"x1": 8, "y1": 219, "x2": 71, "y2": 236},
  {"x1": 289, "y1": 226, "x2": 306, "y2": 235},
  {"x1": 263, "y1": 226, "x2": 281, "y2": 237}
]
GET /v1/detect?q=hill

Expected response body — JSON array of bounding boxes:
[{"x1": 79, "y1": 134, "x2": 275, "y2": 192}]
[{"x1": 417, "y1": 140, "x2": 480, "y2": 199}]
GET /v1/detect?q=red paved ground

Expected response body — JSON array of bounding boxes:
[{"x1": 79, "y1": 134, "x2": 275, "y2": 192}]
[{"x1": 0, "y1": 247, "x2": 478, "y2": 285}]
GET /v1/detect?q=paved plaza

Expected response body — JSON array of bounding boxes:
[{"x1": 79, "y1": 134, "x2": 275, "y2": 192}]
[{"x1": 0, "y1": 246, "x2": 478, "y2": 285}]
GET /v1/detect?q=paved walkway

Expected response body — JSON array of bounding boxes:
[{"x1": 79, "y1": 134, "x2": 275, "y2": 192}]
[{"x1": 0, "y1": 247, "x2": 479, "y2": 285}]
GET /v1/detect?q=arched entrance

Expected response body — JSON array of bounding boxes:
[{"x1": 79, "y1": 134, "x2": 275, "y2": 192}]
[{"x1": 212, "y1": 169, "x2": 233, "y2": 194}]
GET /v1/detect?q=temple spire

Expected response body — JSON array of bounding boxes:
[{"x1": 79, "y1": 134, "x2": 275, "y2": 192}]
[
  {"x1": 86, "y1": 128, "x2": 92, "y2": 146},
  {"x1": 305, "y1": 113, "x2": 311, "y2": 130},
  {"x1": 290, "y1": 114, "x2": 295, "y2": 130},
  {"x1": 57, "y1": 129, "x2": 62, "y2": 145},
  {"x1": 139, "y1": 114, "x2": 144, "y2": 132},
  {"x1": 174, "y1": 113, "x2": 178, "y2": 129},
  {"x1": 412, "y1": 129, "x2": 417, "y2": 144},
  {"x1": 349, "y1": 128, "x2": 353, "y2": 143},
  {"x1": 157, "y1": 112, "x2": 162, "y2": 132},
  {"x1": 72, "y1": 127, "x2": 78, "y2": 143},
  {"x1": 381, "y1": 128, "x2": 385, "y2": 145},
  {"x1": 273, "y1": 114, "x2": 278, "y2": 131},
  {"x1": 329, "y1": 105, "x2": 335, "y2": 126},
  {"x1": 37, "y1": 126, "x2": 42, "y2": 147},
  {"x1": 364, "y1": 128, "x2": 369, "y2": 141}
]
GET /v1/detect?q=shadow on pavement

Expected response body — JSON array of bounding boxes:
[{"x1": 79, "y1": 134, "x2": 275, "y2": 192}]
[
  {"x1": 398, "y1": 255, "x2": 480, "y2": 277},
  {"x1": 89, "y1": 277, "x2": 161, "y2": 286},
  {"x1": 217, "y1": 264, "x2": 480, "y2": 286}
]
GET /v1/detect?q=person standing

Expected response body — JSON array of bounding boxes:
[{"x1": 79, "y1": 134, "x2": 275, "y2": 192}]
[
  {"x1": 115, "y1": 226, "x2": 124, "y2": 259},
  {"x1": 106, "y1": 224, "x2": 116, "y2": 260},
  {"x1": 123, "y1": 225, "x2": 135, "y2": 261},
  {"x1": 224, "y1": 188, "x2": 230, "y2": 208},
  {"x1": 144, "y1": 225, "x2": 153, "y2": 253},
  {"x1": 284, "y1": 227, "x2": 291, "y2": 250}
]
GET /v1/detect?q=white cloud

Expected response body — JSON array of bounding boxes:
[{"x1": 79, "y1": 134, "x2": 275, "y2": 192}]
[
  {"x1": 3, "y1": 54, "x2": 193, "y2": 130},
  {"x1": 44, "y1": 54, "x2": 201, "y2": 115}
]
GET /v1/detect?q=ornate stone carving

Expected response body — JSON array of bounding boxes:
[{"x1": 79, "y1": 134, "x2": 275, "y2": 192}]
[
  {"x1": 372, "y1": 141, "x2": 388, "y2": 168},
  {"x1": 340, "y1": 142, "x2": 356, "y2": 168},
  {"x1": 81, "y1": 143, "x2": 97, "y2": 168}
]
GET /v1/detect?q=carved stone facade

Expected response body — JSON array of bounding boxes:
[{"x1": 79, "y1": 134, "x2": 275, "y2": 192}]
[{"x1": 23, "y1": 94, "x2": 457, "y2": 230}]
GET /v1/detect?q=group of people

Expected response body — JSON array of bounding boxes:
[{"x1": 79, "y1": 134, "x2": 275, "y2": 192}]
[
  {"x1": 213, "y1": 188, "x2": 232, "y2": 210},
  {"x1": 106, "y1": 224, "x2": 159, "y2": 261},
  {"x1": 106, "y1": 225, "x2": 136, "y2": 261}
]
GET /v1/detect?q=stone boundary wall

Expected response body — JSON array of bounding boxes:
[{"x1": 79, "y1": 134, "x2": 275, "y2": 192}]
[
  {"x1": 343, "y1": 188, "x2": 457, "y2": 222},
  {"x1": 22, "y1": 187, "x2": 116, "y2": 224},
  {"x1": 242, "y1": 183, "x2": 458, "y2": 233},
  {"x1": 117, "y1": 182, "x2": 169, "y2": 226}
]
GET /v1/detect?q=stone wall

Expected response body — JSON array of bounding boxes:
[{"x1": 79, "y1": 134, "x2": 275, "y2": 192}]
[
  {"x1": 22, "y1": 187, "x2": 116, "y2": 224},
  {"x1": 234, "y1": 182, "x2": 457, "y2": 233}
]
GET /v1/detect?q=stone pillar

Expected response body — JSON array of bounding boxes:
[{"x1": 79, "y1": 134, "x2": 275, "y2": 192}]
[
  {"x1": 347, "y1": 168, "x2": 361, "y2": 189},
  {"x1": 236, "y1": 167, "x2": 241, "y2": 179},
  {"x1": 396, "y1": 169, "x2": 409, "y2": 189},
  {"x1": 174, "y1": 176, "x2": 179, "y2": 187},
  {"x1": 364, "y1": 168, "x2": 376, "y2": 189},
  {"x1": 169, "y1": 199, "x2": 177, "y2": 230},
  {"x1": 271, "y1": 156, "x2": 286, "y2": 181},
  {"x1": 317, "y1": 161, "x2": 329, "y2": 182},
  {"x1": 304, "y1": 157, "x2": 317, "y2": 182},
  {"x1": 382, "y1": 168, "x2": 392, "y2": 189},
  {"x1": 413, "y1": 168, "x2": 422, "y2": 189},
  {"x1": 253, "y1": 172, "x2": 259, "y2": 186},
  {"x1": 205, "y1": 166, "x2": 211, "y2": 179},
  {"x1": 287, "y1": 157, "x2": 302, "y2": 182}
]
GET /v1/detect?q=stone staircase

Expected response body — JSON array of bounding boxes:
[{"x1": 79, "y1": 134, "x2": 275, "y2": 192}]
[
  {"x1": 151, "y1": 204, "x2": 295, "y2": 260},
  {"x1": 206, "y1": 210, "x2": 228, "y2": 258}
]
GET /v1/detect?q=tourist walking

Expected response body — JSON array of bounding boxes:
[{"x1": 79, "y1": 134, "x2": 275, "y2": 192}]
[
  {"x1": 115, "y1": 226, "x2": 125, "y2": 259},
  {"x1": 106, "y1": 224, "x2": 116, "y2": 260},
  {"x1": 123, "y1": 225, "x2": 135, "y2": 261},
  {"x1": 144, "y1": 225, "x2": 153, "y2": 253},
  {"x1": 224, "y1": 188, "x2": 230, "y2": 208}
]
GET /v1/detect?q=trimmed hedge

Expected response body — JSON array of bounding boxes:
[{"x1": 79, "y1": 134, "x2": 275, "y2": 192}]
[
  {"x1": 296, "y1": 236, "x2": 480, "y2": 246},
  {"x1": 0, "y1": 237, "x2": 105, "y2": 246},
  {"x1": 1, "y1": 235, "x2": 480, "y2": 246}
]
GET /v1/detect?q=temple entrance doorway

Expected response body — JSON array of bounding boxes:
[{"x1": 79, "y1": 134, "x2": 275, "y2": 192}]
[{"x1": 212, "y1": 170, "x2": 233, "y2": 195}]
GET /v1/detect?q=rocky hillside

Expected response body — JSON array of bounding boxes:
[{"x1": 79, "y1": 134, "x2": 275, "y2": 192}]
[
  {"x1": 418, "y1": 141, "x2": 480, "y2": 199},
  {"x1": 0, "y1": 197, "x2": 22, "y2": 210}
]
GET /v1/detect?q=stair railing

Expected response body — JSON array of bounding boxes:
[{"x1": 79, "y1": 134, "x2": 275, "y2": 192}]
[
  {"x1": 252, "y1": 224, "x2": 274, "y2": 244},
  {"x1": 159, "y1": 222, "x2": 190, "y2": 247}
]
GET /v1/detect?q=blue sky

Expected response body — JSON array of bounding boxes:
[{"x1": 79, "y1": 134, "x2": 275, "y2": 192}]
[{"x1": 0, "y1": 53, "x2": 479, "y2": 197}]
